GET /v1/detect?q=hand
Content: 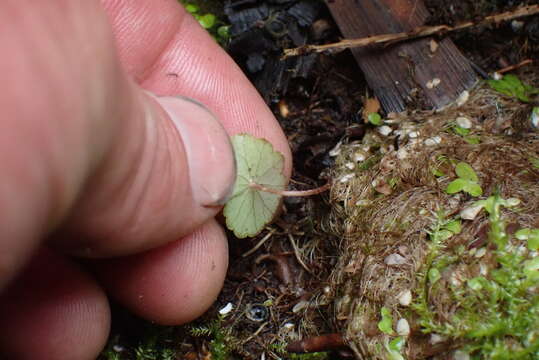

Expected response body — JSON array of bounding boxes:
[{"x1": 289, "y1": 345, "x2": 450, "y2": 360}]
[{"x1": 0, "y1": 1, "x2": 291, "y2": 359}]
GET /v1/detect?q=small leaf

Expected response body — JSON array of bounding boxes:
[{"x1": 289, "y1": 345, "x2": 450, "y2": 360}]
[
  {"x1": 468, "y1": 277, "x2": 484, "y2": 291},
  {"x1": 523, "y1": 257, "x2": 539, "y2": 282},
  {"x1": 224, "y1": 134, "x2": 286, "y2": 238},
  {"x1": 185, "y1": 3, "x2": 199, "y2": 13},
  {"x1": 385, "y1": 337, "x2": 405, "y2": 360},
  {"x1": 516, "y1": 229, "x2": 539, "y2": 250},
  {"x1": 368, "y1": 113, "x2": 383, "y2": 126},
  {"x1": 444, "y1": 219, "x2": 462, "y2": 234},
  {"x1": 428, "y1": 268, "x2": 441, "y2": 284},
  {"x1": 446, "y1": 178, "x2": 467, "y2": 194},
  {"x1": 455, "y1": 162, "x2": 478, "y2": 181},
  {"x1": 431, "y1": 229, "x2": 453, "y2": 242},
  {"x1": 464, "y1": 136, "x2": 481, "y2": 144},
  {"x1": 378, "y1": 307, "x2": 395, "y2": 335},
  {"x1": 431, "y1": 167, "x2": 445, "y2": 177},
  {"x1": 198, "y1": 14, "x2": 216, "y2": 29},
  {"x1": 464, "y1": 181, "x2": 483, "y2": 197},
  {"x1": 453, "y1": 125, "x2": 470, "y2": 136}
]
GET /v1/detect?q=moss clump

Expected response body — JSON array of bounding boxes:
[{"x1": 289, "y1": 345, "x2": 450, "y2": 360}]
[{"x1": 322, "y1": 76, "x2": 539, "y2": 359}]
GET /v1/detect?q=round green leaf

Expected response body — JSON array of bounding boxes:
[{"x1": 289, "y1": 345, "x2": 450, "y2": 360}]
[
  {"x1": 223, "y1": 134, "x2": 286, "y2": 238},
  {"x1": 198, "y1": 14, "x2": 216, "y2": 29},
  {"x1": 464, "y1": 181, "x2": 483, "y2": 197},
  {"x1": 378, "y1": 307, "x2": 395, "y2": 335},
  {"x1": 368, "y1": 113, "x2": 383, "y2": 126},
  {"x1": 446, "y1": 178, "x2": 467, "y2": 194},
  {"x1": 455, "y1": 162, "x2": 478, "y2": 182}
]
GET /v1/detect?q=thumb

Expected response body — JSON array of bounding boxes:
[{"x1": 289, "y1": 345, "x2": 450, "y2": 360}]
[{"x1": 54, "y1": 91, "x2": 236, "y2": 258}]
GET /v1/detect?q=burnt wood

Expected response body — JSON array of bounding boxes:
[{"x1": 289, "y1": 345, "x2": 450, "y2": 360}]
[{"x1": 326, "y1": 0, "x2": 477, "y2": 112}]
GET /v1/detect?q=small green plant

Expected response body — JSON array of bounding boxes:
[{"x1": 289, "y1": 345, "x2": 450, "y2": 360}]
[
  {"x1": 413, "y1": 195, "x2": 539, "y2": 359},
  {"x1": 384, "y1": 337, "x2": 406, "y2": 360},
  {"x1": 224, "y1": 134, "x2": 329, "y2": 238},
  {"x1": 487, "y1": 74, "x2": 539, "y2": 103},
  {"x1": 445, "y1": 162, "x2": 482, "y2": 197},
  {"x1": 378, "y1": 307, "x2": 395, "y2": 335},
  {"x1": 189, "y1": 315, "x2": 232, "y2": 360},
  {"x1": 180, "y1": 1, "x2": 230, "y2": 45},
  {"x1": 368, "y1": 112, "x2": 383, "y2": 126}
]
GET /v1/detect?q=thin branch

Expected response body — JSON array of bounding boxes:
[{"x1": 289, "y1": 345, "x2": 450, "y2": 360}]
[
  {"x1": 249, "y1": 182, "x2": 331, "y2": 197},
  {"x1": 242, "y1": 229, "x2": 276, "y2": 257},
  {"x1": 496, "y1": 59, "x2": 533, "y2": 74},
  {"x1": 284, "y1": 4, "x2": 539, "y2": 58}
]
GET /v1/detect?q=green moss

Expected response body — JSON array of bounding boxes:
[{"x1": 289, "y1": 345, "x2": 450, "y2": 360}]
[
  {"x1": 412, "y1": 196, "x2": 539, "y2": 359},
  {"x1": 178, "y1": 1, "x2": 230, "y2": 45}
]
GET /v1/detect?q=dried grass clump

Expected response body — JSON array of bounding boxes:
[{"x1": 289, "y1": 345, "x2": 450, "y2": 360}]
[{"x1": 322, "y1": 81, "x2": 539, "y2": 359}]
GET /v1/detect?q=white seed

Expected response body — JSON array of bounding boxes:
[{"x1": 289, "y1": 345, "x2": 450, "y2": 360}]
[
  {"x1": 353, "y1": 151, "x2": 367, "y2": 162},
  {"x1": 511, "y1": 20, "x2": 524, "y2": 32},
  {"x1": 430, "y1": 333, "x2": 444, "y2": 344},
  {"x1": 340, "y1": 173, "x2": 355, "y2": 183},
  {"x1": 429, "y1": 39, "x2": 439, "y2": 53},
  {"x1": 460, "y1": 204, "x2": 484, "y2": 220},
  {"x1": 456, "y1": 116, "x2": 472, "y2": 129},
  {"x1": 474, "y1": 247, "x2": 487, "y2": 258},
  {"x1": 493, "y1": 72, "x2": 503, "y2": 80},
  {"x1": 378, "y1": 125, "x2": 393, "y2": 136},
  {"x1": 396, "y1": 318, "x2": 411, "y2": 336},
  {"x1": 345, "y1": 162, "x2": 355, "y2": 170},
  {"x1": 398, "y1": 290, "x2": 412, "y2": 306},
  {"x1": 456, "y1": 90, "x2": 469, "y2": 107},
  {"x1": 283, "y1": 322, "x2": 295, "y2": 330},
  {"x1": 408, "y1": 131, "x2": 419, "y2": 138},
  {"x1": 219, "y1": 302, "x2": 234, "y2": 315},
  {"x1": 397, "y1": 148, "x2": 409, "y2": 160},
  {"x1": 384, "y1": 253, "x2": 407, "y2": 266},
  {"x1": 454, "y1": 350, "x2": 470, "y2": 360},
  {"x1": 424, "y1": 136, "x2": 442, "y2": 146}
]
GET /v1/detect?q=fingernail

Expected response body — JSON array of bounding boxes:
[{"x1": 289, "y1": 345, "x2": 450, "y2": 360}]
[{"x1": 156, "y1": 96, "x2": 236, "y2": 207}]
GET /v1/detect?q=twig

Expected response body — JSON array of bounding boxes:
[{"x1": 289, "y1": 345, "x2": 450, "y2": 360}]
[
  {"x1": 495, "y1": 59, "x2": 533, "y2": 75},
  {"x1": 242, "y1": 229, "x2": 276, "y2": 257},
  {"x1": 284, "y1": 5, "x2": 539, "y2": 57},
  {"x1": 249, "y1": 182, "x2": 331, "y2": 197},
  {"x1": 288, "y1": 233, "x2": 312, "y2": 274}
]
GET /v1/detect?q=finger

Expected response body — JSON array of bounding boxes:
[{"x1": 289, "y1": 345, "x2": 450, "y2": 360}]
[
  {"x1": 0, "y1": 248, "x2": 110, "y2": 360},
  {"x1": 0, "y1": 0, "x2": 236, "y2": 286},
  {"x1": 93, "y1": 219, "x2": 228, "y2": 325},
  {"x1": 102, "y1": 0, "x2": 293, "y2": 175}
]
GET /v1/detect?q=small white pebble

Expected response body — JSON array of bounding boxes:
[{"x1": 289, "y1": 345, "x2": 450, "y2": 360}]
[
  {"x1": 323, "y1": 286, "x2": 331, "y2": 295},
  {"x1": 426, "y1": 78, "x2": 440, "y2": 89},
  {"x1": 408, "y1": 131, "x2": 419, "y2": 138},
  {"x1": 384, "y1": 253, "x2": 407, "y2": 266},
  {"x1": 424, "y1": 136, "x2": 442, "y2": 146},
  {"x1": 398, "y1": 290, "x2": 412, "y2": 306},
  {"x1": 345, "y1": 162, "x2": 355, "y2": 170},
  {"x1": 113, "y1": 345, "x2": 125, "y2": 352},
  {"x1": 460, "y1": 204, "x2": 484, "y2": 220},
  {"x1": 454, "y1": 350, "x2": 470, "y2": 360},
  {"x1": 474, "y1": 247, "x2": 487, "y2": 258},
  {"x1": 493, "y1": 72, "x2": 503, "y2": 80},
  {"x1": 430, "y1": 333, "x2": 444, "y2": 345},
  {"x1": 456, "y1": 116, "x2": 472, "y2": 129},
  {"x1": 353, "y1": 151, "x2": 367, "y2": 162},
  {"x1": 283, "y1": 322, "x2": 295, "y2": 330},
  {"x1": 456, "y1": 90, "x2": 469, "y2": 107},
  {"x1": 397, "y1": 148, "x2": 408, "y2": 160},
  {"x1": 340, "y1": 173, "x2": 355, "y2": 183},
  {"x1": 396, "y1": 318, "x2": 410, "y2": 336},
  {"x1": 378, "y1": 125, "x2": 393, "y2": 136},
  {"x1": 219, "y1": 302, "x2": 234, "y2": 315},
  {"x1": 511, "y1": 20, "x2": 524, "y2": 32}
]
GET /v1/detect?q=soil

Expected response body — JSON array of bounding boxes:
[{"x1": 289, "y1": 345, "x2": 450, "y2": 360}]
[{"x1": 100, "y1": 1, "x2": 539, "y2": 359}]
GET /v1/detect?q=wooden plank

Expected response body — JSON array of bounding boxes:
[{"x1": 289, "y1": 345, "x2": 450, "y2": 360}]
[{"x1": 326, "y1": 0, "x2": 477, "y2": 113}]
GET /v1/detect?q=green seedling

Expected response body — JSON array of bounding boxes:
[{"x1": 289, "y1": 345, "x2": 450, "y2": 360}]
[
  {"x1": 368, "y1": 112, "x2": 383, "y2": 126},
  {"x1": 515, "y1": 228, "x2": 539, "y2": 251},
  {"x1": 224, "y1": 134, "x2": 329, "y2": 238},
  {"x1": 378, "y1": 307, "x2": 395, "y2": 335},
  {"x1": 445, "y1": 162, "x2": 482, "y2": 197},
  {"x1": 487, "y1": 74, "x2": 539, "y2": 103},
  {"x1": 384, "y1": 337, "x2": 405, "y2": 360}
]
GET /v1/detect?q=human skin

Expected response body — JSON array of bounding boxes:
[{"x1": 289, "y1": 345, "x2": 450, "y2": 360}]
[{"x1": 0, "y1": 1, "x2": 291, "y2": 359}]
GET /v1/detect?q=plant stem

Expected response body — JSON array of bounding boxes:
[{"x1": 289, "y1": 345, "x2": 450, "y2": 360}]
[{"x1": 249, "y1": 182, "x2": 331, "y2": 197}]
